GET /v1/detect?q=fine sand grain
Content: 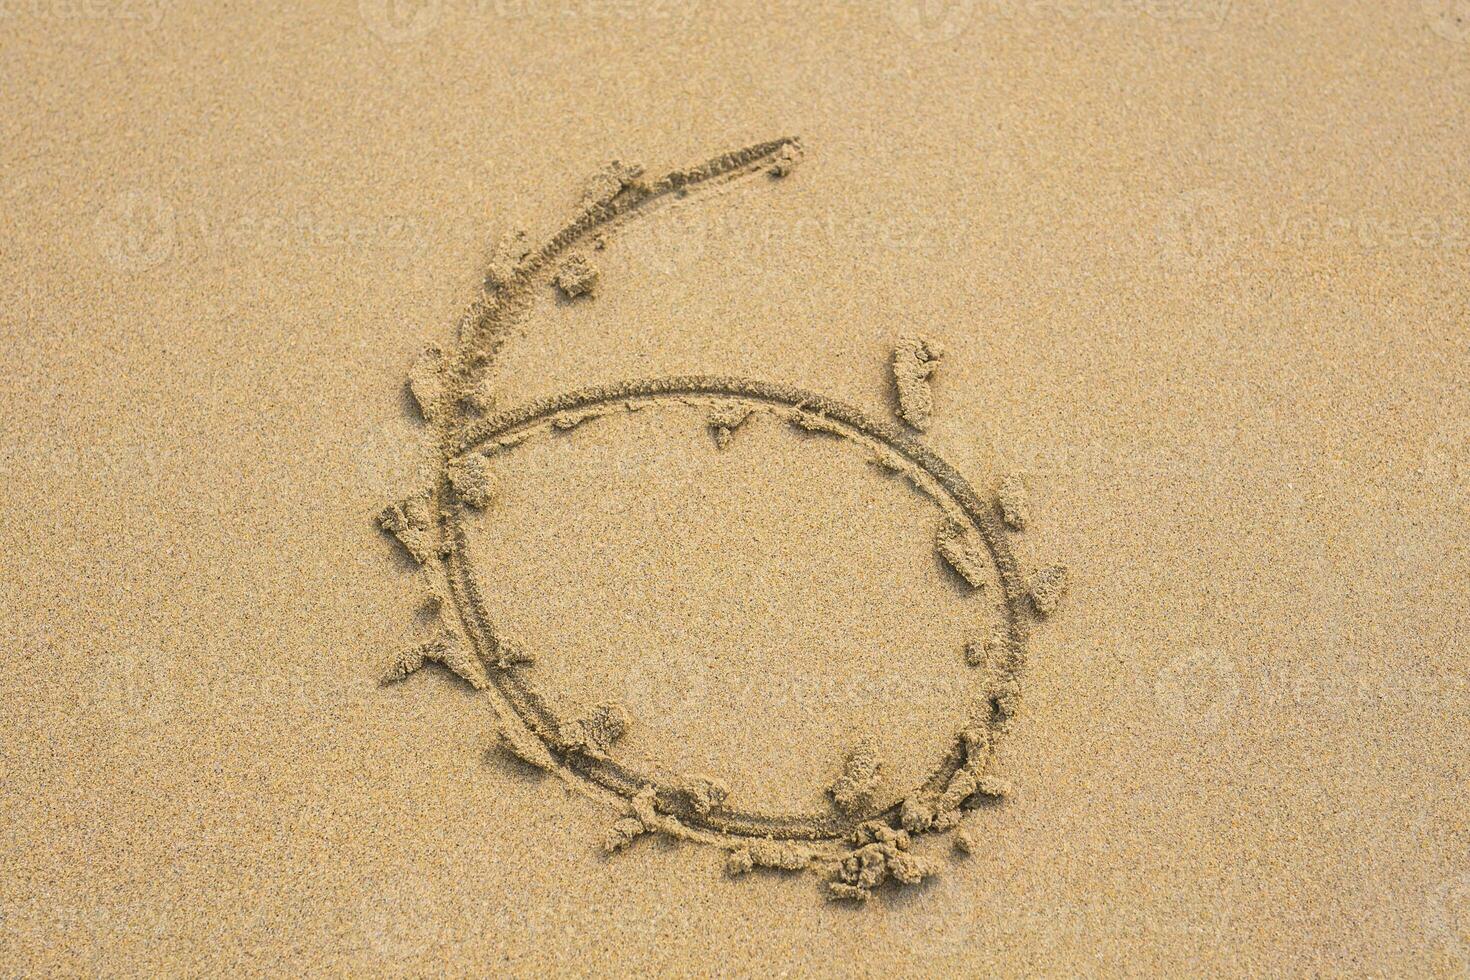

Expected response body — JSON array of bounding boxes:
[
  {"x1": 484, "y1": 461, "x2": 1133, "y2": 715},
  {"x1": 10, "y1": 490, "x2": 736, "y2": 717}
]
[{"x1": 2, "y1": 2, "x2": 1468, "y2": 975}]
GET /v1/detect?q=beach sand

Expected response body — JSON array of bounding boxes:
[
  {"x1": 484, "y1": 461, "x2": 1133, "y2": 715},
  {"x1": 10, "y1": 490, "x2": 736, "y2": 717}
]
[{"x1": 2, "y1": 2, "x2": 1467, "y2": 974}]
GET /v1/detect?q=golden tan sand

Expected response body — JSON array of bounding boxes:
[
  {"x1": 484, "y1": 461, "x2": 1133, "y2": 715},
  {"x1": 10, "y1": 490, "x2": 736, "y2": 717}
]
[
  {"x1": 3, "y1": 1, "x2": 1469, "y2": 974},
  {"x1": 892, "y1": 334, "x2": 945, "y2": 431}
]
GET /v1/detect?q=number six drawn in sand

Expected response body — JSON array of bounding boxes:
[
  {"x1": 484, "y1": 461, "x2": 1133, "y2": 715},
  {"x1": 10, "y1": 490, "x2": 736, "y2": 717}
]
[{"x1": 376, "y1": 138, "x2": 1069, "y2": 901}]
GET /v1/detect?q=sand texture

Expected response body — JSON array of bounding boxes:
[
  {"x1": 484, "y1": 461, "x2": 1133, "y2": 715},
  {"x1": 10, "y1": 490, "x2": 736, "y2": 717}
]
[{"x1": 3, "y1": 2, "x2": 1469, "y2": 975}]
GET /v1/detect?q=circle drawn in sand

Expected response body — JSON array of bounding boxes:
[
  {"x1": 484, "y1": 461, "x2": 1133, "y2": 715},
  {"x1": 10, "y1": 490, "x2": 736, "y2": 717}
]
[
  {"x1": 443, "y1": 377, "x2": 1026, "y2": 842},
  {"x1": 375, "y1": 139, "x2": 1066, "y2": 900}
]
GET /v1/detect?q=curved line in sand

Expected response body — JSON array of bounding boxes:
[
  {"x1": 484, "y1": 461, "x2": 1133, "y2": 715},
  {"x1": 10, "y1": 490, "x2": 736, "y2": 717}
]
[{"x1": 444, "y1": 376, "x2": 1028, "y2": 842}]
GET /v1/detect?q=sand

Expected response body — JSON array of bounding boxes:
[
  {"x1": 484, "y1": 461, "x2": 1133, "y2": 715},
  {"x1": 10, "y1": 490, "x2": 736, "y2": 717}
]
[{"x1": 2, "y1": 1, "x2": 1468, "y2": 975}]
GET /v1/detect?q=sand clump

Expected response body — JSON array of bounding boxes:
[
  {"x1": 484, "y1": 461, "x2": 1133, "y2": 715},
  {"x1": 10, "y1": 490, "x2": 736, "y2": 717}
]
[
  {"x1": 407, "y1": 345, "x2": 446, "y2": 422},
  {"x1": 670, "y1": 775, "x2": 730, "y2": 817},
  {"x1": 997, "y1": 475, "x2": 1030, "y2": 530},
  {"x1": 415, "y1": 566, "x2": 447, "y2": 611},
  {"x1": 381, "y1": 633, "x2": 488, "y2": 690},
  {"x1": 822, "y1": 725, "x2": 1015, "y2": 901},
  {"x1": 554, "y1": 251, "x2": 599, "y2": 299},
  {"x1": 562, "y1": 702, "x2": 632, "y2": 758},
  {"x1": 550, "y1": 408, "x2": 606, "y2": 431},
  {"x1": 604, "y1": 817, "x2": 650, "y2": 854},
  {"x1": 463, "y1": 377, "x2": 496, "y2": 415},
  {"x1": 604, "y1": 786, "x2": 666, "y2": 854},
  {"x1": 496, "y1": 721, "x2": 557, "y2": 772},
  {"x1": 867, "y1": 447, "x2": 906, "y2": 473},
  {"x1": 786, "y1": 408, "x2": 845, "y2": 438},
  {"x1": 446, "y1": 453, "x2": 495, "y2": 508},
  {"x1": 484, "y1": 229, "x2": 532, "y2": 291},
  {"x1": 708, "y1": 404, "x2": 754, "y2": 449},
  {"x1": 827, "y1": 821, "x2": 939, "y2": 902},
  {"x1": 767, "y1": 141, "x2": 803, "y2": 177},
  {"x1": 485, "y1": 636, "x2": 535, "y2": 671},
  {"x1": 963, "y1": 625, "x2": 1008, "y2": 668},
  {"x1": 828, "y1": 738, "x2": 883, "y2": 816},
  {"x1": 892, "y1": 335, "x2": 944, "y2": 431},
  {"x1": 378, "y1": 491, "x2": 438, "y2": 564},
  {"x1": 936, "y1": 518, "x2": 988, "y2": 589},
  {"x1": 580, "y1": 160, "x2": 647, "y2": 206},
  {"x1": 968, "y1": 626, "x2": 1024, "y2": 718},
  {"x1": 726, "y1": 840, "x2": 813, "y2": 876},
  {"x1": 1028, "y1": 564, "x2": 1070, "y2": 616}
]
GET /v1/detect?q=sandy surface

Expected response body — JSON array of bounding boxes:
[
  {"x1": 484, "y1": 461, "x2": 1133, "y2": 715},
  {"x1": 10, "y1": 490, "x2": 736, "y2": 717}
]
[{"x1": 3, "y1": 1, "x2": 1468, "y2": 975}]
